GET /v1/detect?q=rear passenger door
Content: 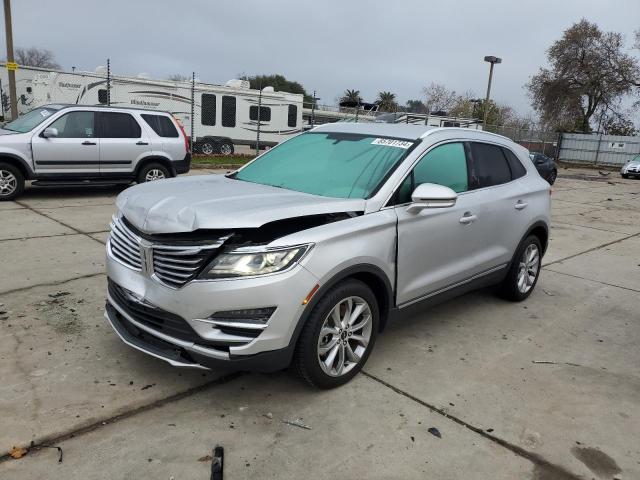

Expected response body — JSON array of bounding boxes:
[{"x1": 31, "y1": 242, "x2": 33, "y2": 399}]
[
  {"x1": 97, "y1": 112, "x2": 148, "y2": 175},
  {"x1": 466, "y1": 142, "x2": 527, "y2": 270}
]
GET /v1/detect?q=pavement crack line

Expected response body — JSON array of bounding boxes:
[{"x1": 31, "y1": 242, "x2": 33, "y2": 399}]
[
  {"x1": 15, "y1": 201, "x2": 108, "y2": 247},
  {"x1": 361, "y1": 371, "x2": 582, "y2": 480},
  {"x1": 0, "y1": 231, "x2": 109, "y2": 244},
  {"x1": 550, "y1": 220, "x2": 636, "y2": 236},
  {"x1": 543, "y1": 268, "x2": 640, "y2": 293},
  {"x1": 0, "y1": 372, "x2": 245, "y2": 464},
  {"x1": 0, "y1": 272, "x2": 106, "y2": 296},
  {"x1": 542, "y1": 231, "x2": 640, "y2": 268}
]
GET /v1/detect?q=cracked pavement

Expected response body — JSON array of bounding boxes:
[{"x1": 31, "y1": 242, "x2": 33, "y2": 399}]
[{"x1": 0, "y1": 168, "x2": 639, "y2": 479}]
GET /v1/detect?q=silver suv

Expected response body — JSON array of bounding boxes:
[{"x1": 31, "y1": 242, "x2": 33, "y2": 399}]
[
  {"x1": 105, "y1": 123, "x2": 550, "y2": 388},
  {"x1": 0, "y1": 105, "x2": 191, "y2": 200}
]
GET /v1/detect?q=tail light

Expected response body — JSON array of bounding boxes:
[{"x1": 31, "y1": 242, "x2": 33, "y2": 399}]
[{"x1": 172, "y1": 115, "x2": 190, "y2": 153}]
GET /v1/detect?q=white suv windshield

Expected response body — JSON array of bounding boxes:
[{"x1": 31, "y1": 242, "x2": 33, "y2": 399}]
[
  {"x1": 234, "y1": 132, "x2": 414, "y2": 199},
  {"x1": 3, "y1": 107, "x2": 61, "y2": 133}
]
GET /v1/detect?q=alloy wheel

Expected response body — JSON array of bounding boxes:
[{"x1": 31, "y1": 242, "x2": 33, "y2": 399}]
[
  {"x1": 201, "y1": 143, "x2": 214, "y2": 155},
  {"x1": 145, "y1": 169, "x2": 166, "y2": 182},
  {"x1": 0, "y1": 169, "x2": 17, "y2": 197},
  {"x1": 220, "y1": 143, "x2": 233, "y2": 155},
  {"x1": 317, "y1": 296, "x2": 372, "y2": 377},
  {"x1": 517, "y1": 244, "x2": 540, "y2": 294}
]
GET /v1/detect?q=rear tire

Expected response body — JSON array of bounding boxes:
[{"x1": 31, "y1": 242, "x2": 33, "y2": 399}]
[
  {"x1": 199, "y1": 141, "x2": 216, "y2": 155},
  {"x1": 498, "y1": 235, "x2": 542, "y2": 302},
  {"x1": 136, "y1": 163, "x2": 170, "y2": 183},
  {"x1": 219, "y1": 141, "x2": 234, "y2": 156},
  {"x1": 293, "y1": 279, "x2": 379, "y2": 389},
  {"x1": 0, "y1": 162, "x2": 25, "y2": 201}
]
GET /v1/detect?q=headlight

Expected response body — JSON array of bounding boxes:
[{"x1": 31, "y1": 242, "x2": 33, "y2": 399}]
[{"x1": 200, "y1": 244, "x2": 312, "y2": 279}]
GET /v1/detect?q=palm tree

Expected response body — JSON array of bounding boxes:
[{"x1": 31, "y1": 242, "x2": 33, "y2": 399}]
[
  {"x1": 340, "y1": 89, "x2": 362, "y2": 105},
  {"x1": 376, "y1": 91, "x2": 398, "y2": 112}
]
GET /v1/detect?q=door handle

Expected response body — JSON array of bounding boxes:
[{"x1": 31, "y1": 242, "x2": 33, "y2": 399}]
[
  {"x1": 459, "y1": 212, "x2": 477, "y2": 225},
  {"x1": 515, "y1": 201, "x2": 528, "y2": 210},
  {"x1": 136, "y1": 141, "x2": 149, "y2": 145},
  {"x1": 81, "y1": 140, "x2": 97, "y2": 146}
]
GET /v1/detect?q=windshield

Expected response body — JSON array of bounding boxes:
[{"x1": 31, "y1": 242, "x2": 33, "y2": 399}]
[
  {"x1": 3, "y1": 107, "x2": 60, "y2": 133},
  {"x1": 234, "y1": 132, "x2": 414, "y2": 199}
]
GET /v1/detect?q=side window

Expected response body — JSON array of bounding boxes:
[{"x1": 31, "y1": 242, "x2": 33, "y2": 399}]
[
  {"x1": 249, "y1": 106, "x2": 271, "y2": 122},
  {"x1": 141, "y1": 114, "x2": 179, "y2": 138},
  {"x1": 98, "y1": 89, "x2": 108, "y2": 105},
  {"x1": 221, "y1": 96, "x2": 236, "y2": 127},
  {"x1": 201, "y1": 93, "x2": 216, "y2": 126},
  {"x1": 394, "y1": 142, "x2": 468, "y2": 204},
  {"x1": 502, "y1": 148, "x2": 527, "y2": 179},
  {"x1": 47, "y1": 111, "x2": 95, "y2": 138},
  {"x1": 469, "y1": 142, "x2": 512, "y2": 188},
  {"x1": 288, "y1": 105, "x2": 297, "y2": 127},
  {"x1": 99, "y1": 112, "x2": 141, "y2": 138}
]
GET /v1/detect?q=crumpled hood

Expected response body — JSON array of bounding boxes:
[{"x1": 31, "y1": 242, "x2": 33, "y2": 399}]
[
  {"x1": 116, "y1": 174, "x2": 366, "y2": 233},
  {"x1": 625, "y1": 160, "x2": 640, "y2": 168}
]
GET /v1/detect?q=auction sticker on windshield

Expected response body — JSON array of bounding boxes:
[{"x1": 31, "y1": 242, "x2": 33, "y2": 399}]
[{"x1": 371, "y1": 138, "x2": 413, "y2": 149}]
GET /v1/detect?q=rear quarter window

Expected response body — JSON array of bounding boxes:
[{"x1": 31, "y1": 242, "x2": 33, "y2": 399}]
[
  {"x1": 502, "y1": 148, "x2": 527, "y2": 179},
  {"x1": 469, "y1": 142, "x2": 512, "y2": 188},
  {"x1": 141, "y1": 114, "x2": 179, "y2": 137}
]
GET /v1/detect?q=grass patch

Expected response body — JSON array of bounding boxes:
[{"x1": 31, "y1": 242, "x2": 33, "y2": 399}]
[{"x1": 192, "y1": 154, "x2": 255, "y2": 166}]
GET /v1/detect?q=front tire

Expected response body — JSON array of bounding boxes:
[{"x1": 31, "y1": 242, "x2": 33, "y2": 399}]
[
  {"x1": 0, "y1": 162, "x2": 25, "y2": 201},
  {"x1": 621, "y1": 173, "x2": 629, "y2": 179},
  {"x1": 136, "y1": 163, "x2": 170, "y2": 183},
  {"x1": 293, "y1": 279, "x2": 379, "y2": 389},
  {"x1": 498, "y1": 235, "x2": 542, "y2": 301}
]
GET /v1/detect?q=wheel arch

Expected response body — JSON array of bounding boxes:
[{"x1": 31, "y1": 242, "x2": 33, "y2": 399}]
[
  {"x1": 134, "y1": 156, "x2": 176, "y2": 177},
  {"x1": 0, "y1": 153, "x2": 34, "y2": 180},
  {"x1": 523, "y1": 220, "x2": 549, "y2": 256}
]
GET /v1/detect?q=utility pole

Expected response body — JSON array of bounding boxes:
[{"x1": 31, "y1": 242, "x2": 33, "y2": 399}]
[
  {"x1": 483, "y1": 56, "x2": 502, "y2": 129},
  {"x1": 3, "y1": 0, "x2": 18, "y2": 120}
]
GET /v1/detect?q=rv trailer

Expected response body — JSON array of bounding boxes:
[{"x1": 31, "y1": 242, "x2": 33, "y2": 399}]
[{"x1": 0, "y1": 64, "x2": 304, "y2": 153}]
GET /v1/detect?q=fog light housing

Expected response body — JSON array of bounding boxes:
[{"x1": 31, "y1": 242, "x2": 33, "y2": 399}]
[{"x1": 208, "y1": 307, "x2": 276, "y2": 326}]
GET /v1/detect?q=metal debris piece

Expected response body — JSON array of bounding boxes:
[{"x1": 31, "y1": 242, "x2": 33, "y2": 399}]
[
  {"x1": 211, "y1": 445, "x2": 224, "y2": 480},
  {"x1": 428, "y1": 427, "x2": 441, "y2": 439},
  {"x1": 282, "y1": 418, "x2": 312, "y2": 430}
]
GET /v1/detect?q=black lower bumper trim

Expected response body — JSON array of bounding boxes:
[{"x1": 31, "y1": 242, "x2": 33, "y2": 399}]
[
  {"x1": 173, "y1": 153, "x2": 191, "y2": 175},
  {"x1": 106, "y1": 301, "x2": 293, "y2": 372}
]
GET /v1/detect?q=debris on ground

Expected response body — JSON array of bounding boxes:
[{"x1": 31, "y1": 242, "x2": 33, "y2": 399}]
[
  {"x1": 140, "y1": 383, "x2": 155, "y2": 390},
  {"x1": 427, "y1": 427, "x2": 442, "y2": 439},
  {"x1": 598, "y1": 170, "x2": 611, "y2": 176},
  {"x1": 9, "y1": 445, "x2": 28, "y2": 459},
  {"x1": 532, "y1": 360, "x2": 582, "y2": 367},
  {"x1": 263, "y1": 412, "x2": 273, "y2": 420},
  {"x1": 198, "y1": 454, "x2": 212, "y2": 462},
  {"x1": 211, "y1": 446, "x2": 224, "y2": 480},
  {"x1": 34, "y1": 441, "x2": 63, "y2": 463},
  {"x1": 543, "y1": 289, "x2": 555, "y2": 296},
  {"x1": 48, "y1": 291, "x2": 71, "y2": 299},
  {"x1": 282, "y1": 418, "x2": 312, "y2": 430}
]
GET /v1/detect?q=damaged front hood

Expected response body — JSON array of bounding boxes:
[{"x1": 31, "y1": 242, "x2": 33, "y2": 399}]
[{"x1": 116, "y1": 174, "x2": 366, "y2": 233}]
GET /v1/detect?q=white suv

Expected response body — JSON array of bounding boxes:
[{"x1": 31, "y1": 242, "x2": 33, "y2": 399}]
[
  {"x1": 0, "y1": 104, "x2": 191, "y2": 200},
  {"x1": 105, "y1": 123, "x2": 550, "y2": 388}
]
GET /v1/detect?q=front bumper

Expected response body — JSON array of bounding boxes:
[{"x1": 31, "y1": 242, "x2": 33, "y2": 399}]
[{"x1": 105, "y1": 251, "x2": 319, "y2": 369}]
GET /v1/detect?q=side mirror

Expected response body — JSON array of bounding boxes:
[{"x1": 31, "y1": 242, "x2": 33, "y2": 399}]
[
  {"x1": 407, "y1": 183, "x2": 457, "y2": 213},
  {"x1": 42, "y1": 127, "x2": 58, "y2": 138}
]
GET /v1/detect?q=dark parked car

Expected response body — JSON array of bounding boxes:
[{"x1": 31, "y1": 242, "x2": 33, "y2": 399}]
[{"x1": 529, "y1": 152, "x2": 557, "y2": 185}]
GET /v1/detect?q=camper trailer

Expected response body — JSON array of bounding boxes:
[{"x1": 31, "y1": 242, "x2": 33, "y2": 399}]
[{"x1": 0, "y1": 64, "x2": 304, "y2": 154}]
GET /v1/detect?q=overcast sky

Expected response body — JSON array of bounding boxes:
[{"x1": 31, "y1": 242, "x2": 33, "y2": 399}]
[{"x1": 3, "y1": 0, "x2": 639, "y2": 114}]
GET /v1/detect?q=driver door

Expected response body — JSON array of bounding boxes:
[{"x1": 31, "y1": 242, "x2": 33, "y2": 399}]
[
  {"x1": 394, "y1": 142, "x2": 485, "y2": 306},
  {"x1": 31, "y1": 110, "x2": 99, "y2": 175}
]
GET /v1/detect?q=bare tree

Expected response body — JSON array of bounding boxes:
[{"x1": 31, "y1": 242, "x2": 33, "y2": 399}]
[
  {"x1": 421, "y1": 83, "x2": 458, "y2": 113},
  {"x1": 167, "y1": 74, "x2": 190, "y2": 82},
  {"x1": 15, "y1": 47, "x2": 60, "y2": 69},
  {"x1": 527, "y1": 19, "x2": 640, "y2": 132}
]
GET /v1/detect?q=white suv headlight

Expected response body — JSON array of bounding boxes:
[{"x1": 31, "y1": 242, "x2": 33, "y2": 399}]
[{"x1": 200, "y1": 244, "x2": 313, "y2": 279}]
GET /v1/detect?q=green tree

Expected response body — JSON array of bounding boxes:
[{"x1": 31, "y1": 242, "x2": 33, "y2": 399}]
[
  {"x1": 376, "y1": 91, "x2": 398, "y2": 112},
  {"x1": 527, "y1": 19, "x2": 640, "y2": 132},
  {"x1": 405, "y1": 99, "x2": 427, "y2": 113},
  {"x1": 242, "y1": 74, "x2": 314, "y2": 105},
  {"x1": 340, "y1": 89, "x2": 363, "y2": 104}
]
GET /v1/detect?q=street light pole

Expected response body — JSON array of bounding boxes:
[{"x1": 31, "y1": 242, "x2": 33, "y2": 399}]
[
  {"x1": 483, "y1": 56, "x2": 502, "y2": 129},
  {"x1": 3, "y1": 0, "x2": 18, "y2": 120}
]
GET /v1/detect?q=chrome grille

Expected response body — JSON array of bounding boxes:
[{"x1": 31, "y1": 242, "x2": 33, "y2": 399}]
[
  {"x1": 107, "y1": 215, "x2": 228, "y2": 289},
  {"x1": 108, "y1": 216, "x2": 143, "y2": 270},
  {"x1": 152, "y1": 245, "x2": 219, "y2": 288}
]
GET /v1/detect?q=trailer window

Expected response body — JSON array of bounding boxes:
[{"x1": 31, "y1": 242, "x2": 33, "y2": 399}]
[
  {"x1": 249, "y1": 106, "x2": 271, "y2": 122},
  {"x1": 99, "y1": 112, "x2": 141, "y2": 138},
  {"x1": 98, "y1": 89, "x2": 108, "y2": 105},
  {"x1": 141, "y1": 114, "x2": 179, "y2": 137},
  {"x1": 201, "y1": 94, "x2": 216, "y2": 126},
  {"x1": 221, "y1": 96, "x2": 236, "y2": 127},
  {"x1": 288, "y1": 105, "x2": 297, "y2": 127}
]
